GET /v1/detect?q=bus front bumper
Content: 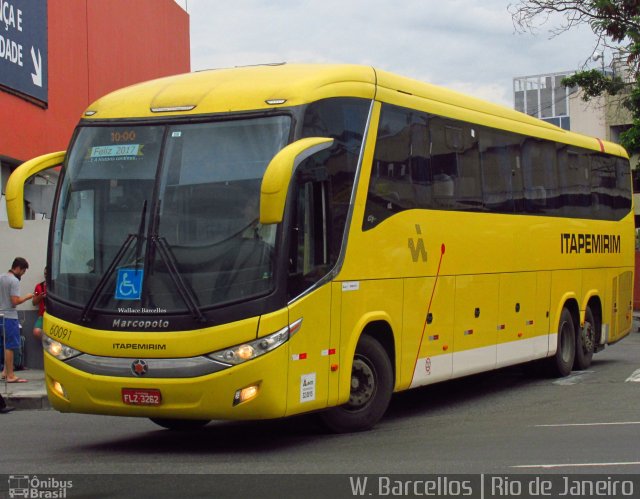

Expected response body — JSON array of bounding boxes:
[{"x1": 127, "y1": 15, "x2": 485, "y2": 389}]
[{"x1": 43, "y1": 346, "x2": 289, "y2": 421}]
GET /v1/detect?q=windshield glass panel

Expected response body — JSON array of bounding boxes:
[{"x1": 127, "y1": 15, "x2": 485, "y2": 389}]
[
  {"x1": 149, "y1": 117, "x2": 289, "y2": 310},
  {"x1": 51, "y1": 126, "x2": 161, "y2": 305},
  {"x1": 50, "y1": 116, "x2": 290, "y2": 314}
]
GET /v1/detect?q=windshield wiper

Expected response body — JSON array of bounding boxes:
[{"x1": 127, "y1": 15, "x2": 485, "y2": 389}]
[
  {"x1": 81, "y1": 201, "x2": 147, "y2": 323},
  {"x1": 81, "y1": 200, "x2": 207, "y2": 324},
  {"x1": 152, "y1": 235, "x2": 206, "y2": 323},
  {"x1": 134, "y1": 200, "x2": 147, "y2": 269},
  {"x1": 81, "y1": 233, "x2": 137, "y2": 322}
]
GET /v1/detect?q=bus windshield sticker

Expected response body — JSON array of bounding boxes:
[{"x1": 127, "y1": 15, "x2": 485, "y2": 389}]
[
  {"x1": 115, "y1": 268, "x2": 144, "y2": 300},
  {"x1": 88, "y1": 144, "x2": 145, "y2": 161}
]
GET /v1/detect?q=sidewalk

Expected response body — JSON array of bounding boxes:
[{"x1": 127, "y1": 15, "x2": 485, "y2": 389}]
[{"x1": 1, "y1": 368, "x2": 50, "y2": 410}]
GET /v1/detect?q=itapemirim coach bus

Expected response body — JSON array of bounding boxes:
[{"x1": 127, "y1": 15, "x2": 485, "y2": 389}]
[{"x1": 6, "y1": 64, "x2": 634, "y2": 432}]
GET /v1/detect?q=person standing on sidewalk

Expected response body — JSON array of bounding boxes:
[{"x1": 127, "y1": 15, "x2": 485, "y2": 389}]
[
  {"x1": 32, "y1": 267, "x2": 47, "y2": 339},
  {"x1": 0, "y1": 257, "x2": 33, "y2": 383}
]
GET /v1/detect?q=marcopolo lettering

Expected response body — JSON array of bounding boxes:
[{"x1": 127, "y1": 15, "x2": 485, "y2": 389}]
[
  {"x1": 112, "y1": 319, "x2": 170, "y2": 329},
  {"x1": 560, "y1": 233, "x2": 621, "y2": 254}
]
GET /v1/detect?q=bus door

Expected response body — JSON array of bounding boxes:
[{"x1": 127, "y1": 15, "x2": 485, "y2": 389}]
[{"x1": 284, "y1": 171, "x2": 334, "y2": 415}]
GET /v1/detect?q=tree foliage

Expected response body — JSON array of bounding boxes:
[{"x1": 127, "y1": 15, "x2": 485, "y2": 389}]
[{"x1": 510, "y1": 0, "x2": 640, "y2": 160}]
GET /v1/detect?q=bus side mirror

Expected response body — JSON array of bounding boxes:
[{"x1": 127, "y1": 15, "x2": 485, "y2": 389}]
[
  {"x1": 260, "y1": 137, "x2": 333, "y2": 224},
  {"x1": 6, "y1": 151, "x2": 66, "y2": 229}
]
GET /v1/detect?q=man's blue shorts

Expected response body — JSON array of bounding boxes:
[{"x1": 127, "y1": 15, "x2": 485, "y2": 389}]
[{"x1": 1, "y1": 318, "x2": 21, "y2": 350}]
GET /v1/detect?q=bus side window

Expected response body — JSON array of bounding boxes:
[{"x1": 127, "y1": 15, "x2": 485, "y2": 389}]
[
  {"x1": 429, "y1": 119, "x2": 482, "y2": 211},
  {"x1": 363, "y1": 104, "x2": 417, "y2": 229},
  {"x1": 591, "y1": 154, "x2": 617, "y2": 220},
  {"x1": 430, "y1": 121, "x2": 458, "y2": 208},
  {"x1": 479, "y1": 127, "x2": 523, "y2": 214},
  {"x1": 615, "y1": 157, "x2": 633, "y2": 220},
  {"x1": 410, "y1": 116, "x2": 431, "y2": 208},
  {"x1": 480, "y1": 130, "x2": 513, "y2": 213},
  {"x1": 454, "y1": 126, "x2": 482, "y2": 210},
  {"x1": 560, "y1": 147, "x2": 591, "y2": 218},
  {"x1": 522, "y1": 139, "x2": 559, "y2": 214}
]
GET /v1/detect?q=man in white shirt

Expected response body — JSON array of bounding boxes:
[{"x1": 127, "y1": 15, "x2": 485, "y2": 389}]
[{"x1": 0, "y1": 257, "x2": 34, "y2": 384}]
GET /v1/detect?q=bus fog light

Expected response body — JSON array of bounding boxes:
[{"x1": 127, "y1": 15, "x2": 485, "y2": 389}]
[
  {"x1": 52, "y1": 380, "x2": 66, "y2": 398},
  {"x1": 233, "y1": 384, "x2": 260, "y2": 405}
]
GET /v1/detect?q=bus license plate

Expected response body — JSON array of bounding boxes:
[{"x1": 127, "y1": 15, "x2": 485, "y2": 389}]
[{"x1": 122, "y1": 388, "x2": 162, "y2": 406}]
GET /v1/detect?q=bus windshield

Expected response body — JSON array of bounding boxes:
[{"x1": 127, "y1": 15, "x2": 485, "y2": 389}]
[{"x1": 50, "y1": 115, "x2": 291, "y2": 314}]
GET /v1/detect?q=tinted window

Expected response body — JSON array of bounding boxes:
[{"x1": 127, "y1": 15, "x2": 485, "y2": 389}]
[
  {"x1": 480, "y1": 128, "x2": 522, "y2": 213},
  {"x1": 558, "y1": 147, "x2": 591, "y2": 218},
  {"x1": 364, "y1": 106, "x2": 483, "y2": 230},
  {"x1": 615, "y1": 157, "x2": 633, "y2": 217},
  {"x1": 362, "y1": 103, "x2": 631, "y2": 229},
  {"x1": 364, "y1": 105, "x2": 417, "y2": 229},
  {"x1": 522, "y1": 139, "x2": 559, "y2": 214},
  {"x1": 300, "y1": 98, "x2": 370, "y2": 263},
  {"x1": 430, "y1": 119, "x2": 483, "y2": 210},
  {"x1": 591, "y1": 154, "x2": 617, "y2": 220}
]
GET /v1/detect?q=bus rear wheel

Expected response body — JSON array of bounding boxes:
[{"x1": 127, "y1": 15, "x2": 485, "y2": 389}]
[
  {"x1": 547, "y1": 307, "x2": 576, "y2": 377},
  {"x1": 320, "y1": 335, "x2": 393, "y2": 433},
  {"x1": 574, "y1": 307, "x2": 596, "y2": 370},
  {"x1": 150, "y1": 418, "x2": 210, "y2": 431}
]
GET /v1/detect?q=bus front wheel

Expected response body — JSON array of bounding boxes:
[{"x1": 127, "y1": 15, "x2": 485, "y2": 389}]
[
  {"x1": 574, "y1": 307, "x2": 595, "y2": 370},
  {"x1": 150, "y1": 418, "x2": 210, "y2": 431},
  {"x1": 320, "y1": 335, "x2": 393, "y2": 433},
  {"x1": 548, "y1": 307, "x2": 576, "y2": 377}
]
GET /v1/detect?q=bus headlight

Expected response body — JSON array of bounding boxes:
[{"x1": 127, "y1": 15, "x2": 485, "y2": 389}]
[
  {"x1": 43, "y1": 335, "x2": 81, "y2": 361},
  {"x1": 207, "y1": 319, "x2": 302, "y2": 365}
]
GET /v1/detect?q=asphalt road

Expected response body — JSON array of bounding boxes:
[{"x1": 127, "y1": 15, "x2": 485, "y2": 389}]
[{"x1": 1, "y1": 331, "x2": 639, "y2": 481}]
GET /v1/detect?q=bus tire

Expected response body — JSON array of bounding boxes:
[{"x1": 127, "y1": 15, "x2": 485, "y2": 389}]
[
  {"x1": 320, "y1": 335, "x2": 393, "y2": 433},
  {"x1": 548, "y1": 307, "x2": 576, "y2": 377},
  {"x1": 574, "y1": 307, "x2": 595, "y2": 370},
  {"x1": 150, "y1": 418, "x2": 210, "y2": 431}
]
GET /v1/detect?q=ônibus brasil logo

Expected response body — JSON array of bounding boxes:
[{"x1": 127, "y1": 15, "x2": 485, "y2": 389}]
[{"x1": 8, "y1": 475, "x2": 73, "y2": 498}]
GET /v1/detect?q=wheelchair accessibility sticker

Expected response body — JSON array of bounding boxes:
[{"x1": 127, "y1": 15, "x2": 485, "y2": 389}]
[{"x1": 116, "y1": 268, "x2": 143, "y2": 300}]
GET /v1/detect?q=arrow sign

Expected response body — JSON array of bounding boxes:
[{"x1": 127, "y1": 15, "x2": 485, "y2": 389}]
[{"x1": 31, "y1": 47, "x2": 42, "y2": 87}]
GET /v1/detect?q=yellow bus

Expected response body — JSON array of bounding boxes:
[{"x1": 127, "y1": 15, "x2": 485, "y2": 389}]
[{"x1": 6, "y1": 64, "x2": 634, "y2": 432}]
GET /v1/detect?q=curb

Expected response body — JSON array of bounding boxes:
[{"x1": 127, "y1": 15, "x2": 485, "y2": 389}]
[
  {"x1": 4, "y1": 393, "x2": 51, "y2": 410},
  {"x1": 0, "y1": 369, "x2": 50, "y2": 411}
]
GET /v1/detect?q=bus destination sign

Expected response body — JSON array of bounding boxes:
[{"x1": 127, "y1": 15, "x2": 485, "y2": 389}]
[{"x1": 0, "y1": 0, "x2": 48, "y2": 104}]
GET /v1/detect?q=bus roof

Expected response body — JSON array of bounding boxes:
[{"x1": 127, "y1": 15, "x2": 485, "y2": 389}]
[{"x1": 82, "y1": 63, "x2": 627, "y2": 157}]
